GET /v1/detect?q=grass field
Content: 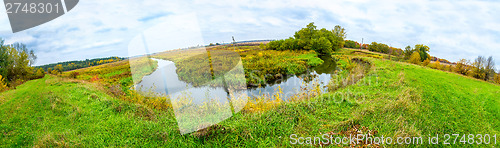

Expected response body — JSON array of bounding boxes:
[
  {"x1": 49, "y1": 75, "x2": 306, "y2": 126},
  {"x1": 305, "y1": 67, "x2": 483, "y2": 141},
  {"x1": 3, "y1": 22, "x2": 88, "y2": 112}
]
[{"x1": 1, "y1": 48, "x2": 499, "y2": 147}]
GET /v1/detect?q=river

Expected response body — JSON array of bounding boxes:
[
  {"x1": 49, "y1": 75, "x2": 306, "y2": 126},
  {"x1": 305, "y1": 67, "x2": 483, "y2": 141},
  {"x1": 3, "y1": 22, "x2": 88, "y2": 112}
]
[{"x1": 134, "y1": 55, "x2": 337, "y2": 103}]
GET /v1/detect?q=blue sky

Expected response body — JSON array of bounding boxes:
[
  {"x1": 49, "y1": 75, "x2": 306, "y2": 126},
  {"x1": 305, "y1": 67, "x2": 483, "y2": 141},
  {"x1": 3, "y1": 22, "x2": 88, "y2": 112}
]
[{"x1": 0, "y1": 0, "x2": 499, "y2": 70}]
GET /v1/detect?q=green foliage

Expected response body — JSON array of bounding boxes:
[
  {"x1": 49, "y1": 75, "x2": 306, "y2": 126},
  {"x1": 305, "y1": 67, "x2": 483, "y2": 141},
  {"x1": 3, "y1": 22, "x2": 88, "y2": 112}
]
[
  {"x1": 403, "y1": 45, "x2": 413, "y2": 60},
  {"x1": 368, "y1": 42, "x2": 390, "y2": 53},
  {"x1": 0, "y1": 40, "x2": 9, "y2": 79},
  {"x1": 266, "y1": 22, "x2": 345, "y2": 55},
  {"x1": 32, "y1": 68, "x2": 45, "y2": 79},
  {"x1": 344, "y1": 40, "x2": 359, "y2": 48},
  {"x1": 311, "y1": 37, "x2": 332, "y2": 55},
  {"x1": 414, "y1": 44, "x2": 430, "y2": 62},
  {"x1": 259, "y1": 43, "x2": 266, "y2": 49},
  {"x1": 54, "y1": 64, "x2": 63, "y2": 74},
  {"x1": 0, "y1": 39, "x2": 38, "y2": 86}
]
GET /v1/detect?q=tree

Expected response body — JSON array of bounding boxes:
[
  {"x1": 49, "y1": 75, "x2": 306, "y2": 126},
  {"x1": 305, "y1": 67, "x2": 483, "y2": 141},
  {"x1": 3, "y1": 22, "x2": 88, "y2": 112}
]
[
  {"x1": 344, "y1": 40, "x2": 358, "y2": 48},
  {"x1": 47, "y1": 68, "x2": 52, "y2": 74},
  {"x1": 331, "y1": 25, "x2": 346, "y2": 50},
  {"x1": 54, "y1": 64, "x2": 63, "y2": 74},
  {"x1": 409, "y1": 52, "x2": 421, "y2": 65},
  {"x1": 471, "y1": 56, "x2": 486, "y2": 80},
  {"x1": 332, "y1": 25, "x2": 346, "y2": 40},
  {"x1": 414, "y1": 44, "x2": 430, "y2": 62},
  {"x1": 36, "y1": 68, "x2": 45, "y2": 78},
  {"x1": 312, "y1": 37, "x2": 333, "y2": 55},
  {"x1": 484, "y1": 56, "x2": 495, "y2": 81},
  {"x1": 455, "y1": 59, "x2": 469, "y2": 75},
  {"x1": 5, "y1": 43, "x2": 35, "y2": 82},
  {"x1": 0, "y1": 39, "x2": 9, "y2": 79},
  {"x1": 495, "y1": 73, "x2": 500, "y2": 84},
  {"x1": 403, "y1": 45, "x2": 413, "y2": 60},
  {"x1": 368, "y1": 42, "x2": 390, "y2": 53},
  {"x1": 268, "y1": 22, "x2": 346, "y2": 54},
  {"x1": 294, "y1": 22, "x2": 317, "y2": 41}
]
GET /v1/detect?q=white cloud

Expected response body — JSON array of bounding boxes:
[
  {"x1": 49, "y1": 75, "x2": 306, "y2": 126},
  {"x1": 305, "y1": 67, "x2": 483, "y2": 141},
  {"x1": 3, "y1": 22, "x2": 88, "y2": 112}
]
[{"x1": 0, "y1": 0, "x2": 498, "y2": 70}]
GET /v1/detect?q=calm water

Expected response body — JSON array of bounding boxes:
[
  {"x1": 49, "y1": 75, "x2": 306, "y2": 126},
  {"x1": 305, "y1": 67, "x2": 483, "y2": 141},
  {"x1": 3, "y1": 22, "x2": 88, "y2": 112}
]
[{"x1": 135, "y1": 55, "x2": 337, "y2": 102}]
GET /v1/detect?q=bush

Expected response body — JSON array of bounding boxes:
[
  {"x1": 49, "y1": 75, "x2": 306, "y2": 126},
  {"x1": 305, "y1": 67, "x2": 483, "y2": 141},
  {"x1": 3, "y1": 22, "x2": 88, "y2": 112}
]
[
  {"x1": 312, "y1": 37, "x2": 333, "y2": 55},
  {"x1": 422, "y1": 59, "x2": 431, "y2": 67},
  {"x1": 409, "y1": 52, "x2": 421, "y2": 65},
  {"x1": 0, "y1": 75, "x2": 7, "y2": 92},
  {"x1": 495, "y1": 74, "x2": 500, "y2": 84},
  {"x1": 69, "y1": 72, "x2": 80, "y2": 79},
  {"x1": 344, "y1": 40, "x2": 358, "y2": 48},
  {"x1": 368, "y1": 42, "x2": 390, "y2": 53},
  {"x1": 431, "y1": 60, "x2": 441, "y2": 69}
]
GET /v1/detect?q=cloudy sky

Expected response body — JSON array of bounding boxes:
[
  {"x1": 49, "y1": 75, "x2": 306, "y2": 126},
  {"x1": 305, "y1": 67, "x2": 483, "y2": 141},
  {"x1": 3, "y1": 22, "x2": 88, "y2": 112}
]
[{"x1": 0, "y1": 0, "x2": 499, "y2": 69}]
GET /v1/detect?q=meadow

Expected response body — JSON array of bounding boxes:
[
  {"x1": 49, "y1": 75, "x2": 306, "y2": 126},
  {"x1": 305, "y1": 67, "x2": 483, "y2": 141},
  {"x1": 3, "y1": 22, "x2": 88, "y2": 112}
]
[{"x1": 1, "y1": 46, "x2": 499, "y2": 147}]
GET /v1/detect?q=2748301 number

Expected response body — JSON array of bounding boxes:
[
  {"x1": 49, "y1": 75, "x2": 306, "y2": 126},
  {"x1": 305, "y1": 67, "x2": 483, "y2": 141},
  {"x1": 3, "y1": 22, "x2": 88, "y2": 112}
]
[
  {"x1": 5, "y1": 3, "x2": 60, "y2": 14},
  {"x1": 443, "y1": 134, "x2": 497, "y2": 145}
]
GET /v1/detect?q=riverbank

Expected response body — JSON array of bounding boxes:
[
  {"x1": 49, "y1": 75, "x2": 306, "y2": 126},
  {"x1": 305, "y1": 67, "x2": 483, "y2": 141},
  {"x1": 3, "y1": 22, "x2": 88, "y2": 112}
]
[{"x1": 2, "y1": 49, "x2": 499, "y2": 147}]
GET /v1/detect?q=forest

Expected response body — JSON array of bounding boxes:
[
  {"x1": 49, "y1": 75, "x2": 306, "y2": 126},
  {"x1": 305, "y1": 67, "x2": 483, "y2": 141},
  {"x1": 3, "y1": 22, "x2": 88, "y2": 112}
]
[{"x1": 35, "y1": 57, "x2": 125, "y2": 73}]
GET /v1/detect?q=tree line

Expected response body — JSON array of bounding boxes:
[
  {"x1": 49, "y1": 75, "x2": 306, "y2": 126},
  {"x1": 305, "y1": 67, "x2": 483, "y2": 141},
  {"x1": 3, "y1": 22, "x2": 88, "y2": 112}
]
[
  {"x1": 350, "y1": 40, "x2": 499, "y2": 84},
  {"x1": 262, "y1": 23, "x2": 500, "y2": 85},
  {"x1": 36, "y1": 56, "x2": 125, "y2": 74}
]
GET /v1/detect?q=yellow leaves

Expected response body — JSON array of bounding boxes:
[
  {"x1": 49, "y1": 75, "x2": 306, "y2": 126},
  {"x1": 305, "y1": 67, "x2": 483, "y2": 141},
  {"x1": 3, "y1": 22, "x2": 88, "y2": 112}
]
[
  {"x1": 409, "y1": 52, "x2": 421, "y2": 65},
  {"x1": 0, "y1": 75, "x2": 7, "y2": 92},
  {"x1": 495, "y1": 74, "x2": 500, "y2": 84}
]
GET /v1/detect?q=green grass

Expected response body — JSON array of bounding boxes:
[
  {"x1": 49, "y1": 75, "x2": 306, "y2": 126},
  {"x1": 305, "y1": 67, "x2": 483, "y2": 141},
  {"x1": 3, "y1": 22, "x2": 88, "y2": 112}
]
[{"x1": 1, "y1": 48, "x2": 499, "y2": 147}]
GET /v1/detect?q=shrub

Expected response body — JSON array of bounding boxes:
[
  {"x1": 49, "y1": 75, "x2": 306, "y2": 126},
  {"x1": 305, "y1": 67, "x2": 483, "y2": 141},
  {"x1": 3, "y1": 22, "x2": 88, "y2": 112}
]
[
  {"x1": 368, "y1": 42, "x2": 390, "y2": 54},
  {"x1": 259, "y1": 43, "x2": 266, "y2": 49},
  {"x1": 431, "y1": 60, "x2": 442, "y2": 70},
  {"x1": 344, "y1": 40, "x2": 358, "y2": 48},
  {"x1": 422, "y1": 59, "x2": 431, "y2": 67},
  {"x1": 69, "y1": 71, "x2": 80, "y2": 79},
  {"x1": 495, "y1": 74, "x2": 500, "y2": 84},
  {"x1": 0, "y1": 75, "x2": 7, "y2": 92},
  {"x1": 312, "y1": 37, "x2": 333, "y2": 55},
  {"x1": 409, "y1": 52, "x2": 421, "y2": 65}
]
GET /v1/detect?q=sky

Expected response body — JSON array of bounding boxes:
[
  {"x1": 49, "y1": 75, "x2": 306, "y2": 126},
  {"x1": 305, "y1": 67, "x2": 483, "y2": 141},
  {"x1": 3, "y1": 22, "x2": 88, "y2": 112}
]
[{"x1": 0, "y1": 0, "x2": 499, "y2": 70}]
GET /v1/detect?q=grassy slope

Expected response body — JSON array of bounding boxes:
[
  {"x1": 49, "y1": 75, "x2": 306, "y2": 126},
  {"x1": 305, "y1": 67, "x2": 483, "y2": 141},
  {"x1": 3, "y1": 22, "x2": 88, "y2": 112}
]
[
  {"x1": 0, "y1": 76, "x2": 180, "y2": 147},
  {"x1": 1, "y1": 50, "x2": 499, "y2": 147}
]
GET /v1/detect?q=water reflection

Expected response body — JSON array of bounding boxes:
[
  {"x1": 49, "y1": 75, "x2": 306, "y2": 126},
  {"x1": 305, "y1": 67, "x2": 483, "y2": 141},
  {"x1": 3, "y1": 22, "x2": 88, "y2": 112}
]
[{"x1": 135, "y1": 56, "x2": 338, "y2": 101}]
